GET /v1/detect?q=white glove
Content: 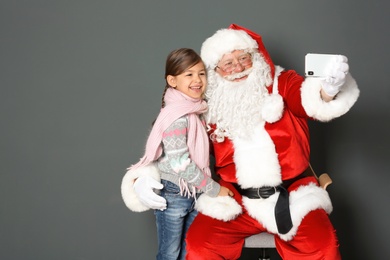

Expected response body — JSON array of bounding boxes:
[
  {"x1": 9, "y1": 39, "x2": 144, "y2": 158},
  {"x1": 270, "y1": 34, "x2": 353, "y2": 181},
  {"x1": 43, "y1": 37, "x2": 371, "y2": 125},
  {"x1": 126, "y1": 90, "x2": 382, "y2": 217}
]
[
  {"x1": 321, "y1": 55, "x2": 349, "y2": 97},
  {"x1": 133, "y1": 175, "x2": 167, "y2": 210}
]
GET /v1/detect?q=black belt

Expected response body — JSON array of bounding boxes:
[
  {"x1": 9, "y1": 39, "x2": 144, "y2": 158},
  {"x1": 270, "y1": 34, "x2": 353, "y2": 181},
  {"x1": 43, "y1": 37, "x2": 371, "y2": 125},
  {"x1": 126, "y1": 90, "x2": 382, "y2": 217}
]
[
  {"x1": 232, "y1": 167, "x2": 314, "y2": 234},
  {"x1": 233, "y1": 185, "x2": 278, "y2": 199}
]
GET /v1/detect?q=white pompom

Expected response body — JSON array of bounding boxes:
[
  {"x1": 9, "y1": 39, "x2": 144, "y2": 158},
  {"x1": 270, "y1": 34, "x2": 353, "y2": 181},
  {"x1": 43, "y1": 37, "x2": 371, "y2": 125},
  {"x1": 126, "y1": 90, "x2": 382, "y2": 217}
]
[{"x1": 261, "y1": 93, "x2": 284, "y2": 123}]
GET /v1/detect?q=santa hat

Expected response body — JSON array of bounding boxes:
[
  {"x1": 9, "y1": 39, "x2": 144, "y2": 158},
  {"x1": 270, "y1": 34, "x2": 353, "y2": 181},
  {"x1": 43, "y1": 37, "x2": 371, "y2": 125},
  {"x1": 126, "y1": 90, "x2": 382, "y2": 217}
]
[
  {"x1": 201, "y1": 24, "x2": 283, "y2": 123},
  {"x1": 201, "y1": 24, "x2": 275, "y2": 79}
]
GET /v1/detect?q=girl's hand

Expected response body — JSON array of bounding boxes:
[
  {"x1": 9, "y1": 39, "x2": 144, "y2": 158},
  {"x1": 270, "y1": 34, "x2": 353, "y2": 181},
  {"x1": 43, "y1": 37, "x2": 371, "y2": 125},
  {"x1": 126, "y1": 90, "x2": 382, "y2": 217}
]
[{"x1": 218, "y1": 185, "x2": 234, "y2": 197}]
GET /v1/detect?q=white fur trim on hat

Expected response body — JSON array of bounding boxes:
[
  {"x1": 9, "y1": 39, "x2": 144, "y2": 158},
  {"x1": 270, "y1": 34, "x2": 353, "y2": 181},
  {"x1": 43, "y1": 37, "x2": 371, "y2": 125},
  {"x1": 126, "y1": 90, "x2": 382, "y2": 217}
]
[
  {"x1": 195, "y1": 193, "x2": 242, "y2": 221},
  {"x1": 201, "y1": 28, "x2": 258, "y2": 69},
  {"x1": 121, "y1": 164, "x2": 160, "y2": 212}
]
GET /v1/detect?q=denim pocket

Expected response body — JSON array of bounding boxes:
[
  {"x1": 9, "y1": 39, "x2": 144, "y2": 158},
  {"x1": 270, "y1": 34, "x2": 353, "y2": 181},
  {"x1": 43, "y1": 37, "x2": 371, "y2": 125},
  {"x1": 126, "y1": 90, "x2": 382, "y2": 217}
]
[{"x1": 161, "y1": 179, "x2": 180, "y2": 195}]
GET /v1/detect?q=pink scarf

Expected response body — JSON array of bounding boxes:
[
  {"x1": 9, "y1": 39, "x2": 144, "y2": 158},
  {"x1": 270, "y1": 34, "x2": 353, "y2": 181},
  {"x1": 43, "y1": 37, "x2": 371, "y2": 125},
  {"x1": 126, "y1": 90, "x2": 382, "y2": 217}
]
[{"x1": 130, "y1": 88, "x2": 211, "y2": 179}]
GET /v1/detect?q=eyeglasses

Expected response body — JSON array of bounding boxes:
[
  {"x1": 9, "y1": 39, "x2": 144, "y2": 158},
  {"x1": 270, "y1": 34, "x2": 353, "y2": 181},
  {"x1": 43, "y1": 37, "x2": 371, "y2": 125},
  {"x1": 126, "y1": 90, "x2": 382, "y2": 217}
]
[{"x1": 216, "y1": 53, "x2": 252, "y2": 73}]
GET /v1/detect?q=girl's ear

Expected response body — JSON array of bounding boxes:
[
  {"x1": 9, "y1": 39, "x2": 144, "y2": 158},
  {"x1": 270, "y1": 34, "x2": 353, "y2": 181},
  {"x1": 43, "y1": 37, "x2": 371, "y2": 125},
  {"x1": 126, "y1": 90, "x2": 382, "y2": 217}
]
[{"x1": 166, "y1": 75, "x2": 176, "y2": 88}]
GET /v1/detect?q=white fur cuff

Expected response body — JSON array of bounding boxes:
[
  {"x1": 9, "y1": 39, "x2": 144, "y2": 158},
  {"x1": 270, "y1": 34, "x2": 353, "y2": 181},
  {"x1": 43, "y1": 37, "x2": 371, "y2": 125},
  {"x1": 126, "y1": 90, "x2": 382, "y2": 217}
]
[
  {"x1": 301, "y1": 73, "x2": 359, "y2": 122},
  {"x1": 195, "y1": 194, "x2": 242, "y2": 222},
  {"x1": 120, "y1": 164, "x2": 160, "y2": 212}
]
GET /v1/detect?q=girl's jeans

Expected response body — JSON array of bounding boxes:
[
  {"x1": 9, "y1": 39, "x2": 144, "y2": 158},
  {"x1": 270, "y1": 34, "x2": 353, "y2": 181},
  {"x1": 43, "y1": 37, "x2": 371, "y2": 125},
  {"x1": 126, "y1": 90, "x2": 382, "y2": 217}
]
[{"x1": 154, "y1": 180, "x2": 198, "y2": 260}]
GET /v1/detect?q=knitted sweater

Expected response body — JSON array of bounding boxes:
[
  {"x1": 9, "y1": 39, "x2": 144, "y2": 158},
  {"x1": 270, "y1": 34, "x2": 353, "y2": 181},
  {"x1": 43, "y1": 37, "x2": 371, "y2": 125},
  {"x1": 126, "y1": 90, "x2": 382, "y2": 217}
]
[{"x1": 157, "y1": 115, "x2": 220, "y2": 197}]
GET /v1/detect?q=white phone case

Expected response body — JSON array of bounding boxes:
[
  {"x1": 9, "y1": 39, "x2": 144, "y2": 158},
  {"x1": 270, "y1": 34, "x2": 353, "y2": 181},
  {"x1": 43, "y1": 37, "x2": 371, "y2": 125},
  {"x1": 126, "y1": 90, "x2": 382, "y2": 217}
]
[{"x1": 305, "y1": 53, "x2": 338, "y2": 77}]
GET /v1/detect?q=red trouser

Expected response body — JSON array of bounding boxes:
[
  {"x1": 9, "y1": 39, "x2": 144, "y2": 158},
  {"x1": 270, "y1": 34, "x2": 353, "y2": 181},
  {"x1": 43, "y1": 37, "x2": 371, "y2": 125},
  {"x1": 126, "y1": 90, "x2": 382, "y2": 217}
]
[{"x1": 185, "y1": 189, "x2": 341, "y2": 259}]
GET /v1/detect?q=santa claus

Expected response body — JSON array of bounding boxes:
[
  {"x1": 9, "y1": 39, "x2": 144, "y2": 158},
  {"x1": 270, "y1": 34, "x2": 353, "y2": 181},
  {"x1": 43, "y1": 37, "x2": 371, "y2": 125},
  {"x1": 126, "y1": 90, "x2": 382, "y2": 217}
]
[{"x1": 185, "y1": 24, "x2": 359, "y2": 259}]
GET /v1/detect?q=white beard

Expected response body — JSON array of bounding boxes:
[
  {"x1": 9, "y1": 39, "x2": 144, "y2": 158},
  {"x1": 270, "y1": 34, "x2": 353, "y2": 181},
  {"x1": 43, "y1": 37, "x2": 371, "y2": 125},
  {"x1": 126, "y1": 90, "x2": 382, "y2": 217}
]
[{"x1": 205, "y1": 53, "x2": 273, "y2": 140}]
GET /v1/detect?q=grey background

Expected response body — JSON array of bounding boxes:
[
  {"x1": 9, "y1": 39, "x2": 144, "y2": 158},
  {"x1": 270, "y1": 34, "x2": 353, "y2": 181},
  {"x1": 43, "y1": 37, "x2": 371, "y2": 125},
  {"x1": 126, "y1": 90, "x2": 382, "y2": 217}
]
[{"x1": 1, "y1": 1, "x2": 389, "y2": 259}]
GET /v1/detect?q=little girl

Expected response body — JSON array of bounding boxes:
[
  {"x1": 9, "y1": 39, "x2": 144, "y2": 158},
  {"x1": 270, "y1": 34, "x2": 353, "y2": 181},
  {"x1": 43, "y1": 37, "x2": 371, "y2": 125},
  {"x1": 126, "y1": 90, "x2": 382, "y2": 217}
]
[{"x1": 122, "y1": 48, "x2": 232, "y2": 260}]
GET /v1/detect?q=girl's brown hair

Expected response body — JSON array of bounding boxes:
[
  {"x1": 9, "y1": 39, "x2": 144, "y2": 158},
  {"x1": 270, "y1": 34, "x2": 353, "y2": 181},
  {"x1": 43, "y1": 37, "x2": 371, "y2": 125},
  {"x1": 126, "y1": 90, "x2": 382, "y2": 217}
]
[{"x1": 161, "y1": 48, "x2": 203, "y2": 108}]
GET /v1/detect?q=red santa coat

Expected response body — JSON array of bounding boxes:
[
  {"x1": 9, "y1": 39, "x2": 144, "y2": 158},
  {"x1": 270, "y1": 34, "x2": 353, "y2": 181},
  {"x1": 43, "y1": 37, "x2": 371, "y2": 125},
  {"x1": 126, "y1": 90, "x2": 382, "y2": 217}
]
[
  {"x1": 211, "y1": 70, "x2": 310, "y2": 185},
  {"x1": 196, "y1": 68, "x2": 359, "y2": 241}
]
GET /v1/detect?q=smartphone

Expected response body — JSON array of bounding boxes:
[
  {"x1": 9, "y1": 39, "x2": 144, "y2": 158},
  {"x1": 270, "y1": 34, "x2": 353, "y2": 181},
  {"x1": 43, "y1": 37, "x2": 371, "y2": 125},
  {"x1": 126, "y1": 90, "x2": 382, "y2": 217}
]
[{"x1": 305, "y1": 53, "x2": 339, "y2": 77}]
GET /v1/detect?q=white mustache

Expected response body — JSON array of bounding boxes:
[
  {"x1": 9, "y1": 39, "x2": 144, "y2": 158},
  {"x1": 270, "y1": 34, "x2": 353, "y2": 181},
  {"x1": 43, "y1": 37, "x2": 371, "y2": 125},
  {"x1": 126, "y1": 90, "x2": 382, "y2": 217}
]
[{"x1": 223, "y1": 67, "x2": 253, "y2": 81}]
